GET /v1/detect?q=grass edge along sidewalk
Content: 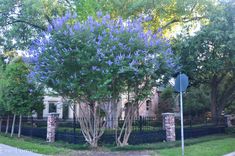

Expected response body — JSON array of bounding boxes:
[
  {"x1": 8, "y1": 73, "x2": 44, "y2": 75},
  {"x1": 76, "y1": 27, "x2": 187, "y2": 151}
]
[
  {"x1": 0, "y1": 134, "x2": 234, "y2": 155},
  {"x1": 154, "y1": 135, "x2": 235, "y2": 156},
  {"x1": 0, "y1": 134, "x2": 72, "y2": 155}
]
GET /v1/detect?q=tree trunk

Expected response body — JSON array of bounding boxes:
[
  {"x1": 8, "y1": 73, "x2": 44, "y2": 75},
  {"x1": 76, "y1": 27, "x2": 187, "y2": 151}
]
[
  {"x1": 5, "y1": 115, "x2": 9, "y2": 134},
  {"x1": 18, "y1": 115, "x2": 22, "y2": 138},
  {"x1": 0, "y1": 118, "x2": 2, "y2": 132},
  {"x1": 78, "y1": 102, "x2": 106, "y2": 148},
  {"x1": 116, "y1": 103, "x2": 135, "y2": 147},
  {"x1": 90, "y1": 140, "x2": 98, "y2": 148},
  {"x1": 210, "y1": 78, "x2": 218, "y2": 124},
  {"x1": 116, "y1": 114, "x2": 133, "y2": 146},
  {"x1": 10, "y1": 114, "x2": 16, "y2": 137}
]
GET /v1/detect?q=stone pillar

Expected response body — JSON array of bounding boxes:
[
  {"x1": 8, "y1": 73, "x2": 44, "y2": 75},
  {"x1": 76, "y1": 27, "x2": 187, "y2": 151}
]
[
  {"x1": 224, "y1": 115, "x2": 233, "y2": 127},
  {"x1": 47, "y1": 113, "x2": 59, "y2": 142},
  {"x1": 162, "y1": 113, "x2": 175, "y2": 142}
]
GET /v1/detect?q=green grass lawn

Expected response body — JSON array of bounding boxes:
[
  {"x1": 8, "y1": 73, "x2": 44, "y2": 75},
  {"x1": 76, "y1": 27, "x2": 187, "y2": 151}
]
[
  {"x1": 0, "y1": 134, "x2": 72, "y2": 155},
  {"x1": 110, "y1": 134, "x2": 235, "y2": 156},
  {"x1": 0, "y1": 133, "x2": 234, "y2": 156},
  {"x1": 111, "y1": 134, "x2": 230, "y2": 151},
  {"x1": 155, "y1": 136, "x2": 235, "y2": 156}
]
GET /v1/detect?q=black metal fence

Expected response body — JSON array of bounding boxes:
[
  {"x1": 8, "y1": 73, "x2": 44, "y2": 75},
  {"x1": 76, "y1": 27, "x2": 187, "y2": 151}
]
[
  {"x1": 175, "y1": 116, "x2": 226, "y2": 128},
  {"x1": 0, "y1": 115, "x2": 227, "y2": 145},
  {"x1": 176, "y1": 126, "x2": 225, "y2": 140},
  {"x1": 55, "y1": 116, "x2": 165, "y2": 145}
]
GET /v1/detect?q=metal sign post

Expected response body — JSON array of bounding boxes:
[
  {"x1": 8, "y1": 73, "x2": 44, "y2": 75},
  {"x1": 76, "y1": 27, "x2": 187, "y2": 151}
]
[
  {"x1": 175, "y1": 73, "x2": 189, "y2": 156},
  {"x1": 180, "y1": 86, "x2": 184, "y2": 156}
]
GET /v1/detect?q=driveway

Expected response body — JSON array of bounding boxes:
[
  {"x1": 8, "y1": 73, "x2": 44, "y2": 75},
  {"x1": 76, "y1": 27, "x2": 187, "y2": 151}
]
[{"x1": 0, "y1": 144, "x2": 43, "y2": 156}]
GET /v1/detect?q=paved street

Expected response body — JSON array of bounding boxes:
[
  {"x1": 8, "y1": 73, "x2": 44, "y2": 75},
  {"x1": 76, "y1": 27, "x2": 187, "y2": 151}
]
[
  {"x1": 0, "y1": 144, "x2": 43, "y2": 156},
  {"x1": 224, "y1": 152, "x2": 235, "y2": 156}
]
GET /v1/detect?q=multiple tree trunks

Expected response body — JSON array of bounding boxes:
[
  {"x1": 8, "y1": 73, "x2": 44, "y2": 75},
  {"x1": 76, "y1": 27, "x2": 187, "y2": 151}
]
[
  {"x1": 78, "y1": 103, "x2": 106, "y2": 148},
  {"x1": 2, "y1": 115, "x2": 23, "y2": 137}
]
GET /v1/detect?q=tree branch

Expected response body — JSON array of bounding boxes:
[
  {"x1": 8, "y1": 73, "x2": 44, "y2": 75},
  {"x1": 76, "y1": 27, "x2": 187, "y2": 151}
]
[
  {"x1": 161, "y1": 16, "x2": 206, "y2": 30},
  {"x1": 6, "y1": 19, "x2": 46, "y2": 31},
  {"x1": 44, "y1": 14, "x2": 54, "y2": 29}
]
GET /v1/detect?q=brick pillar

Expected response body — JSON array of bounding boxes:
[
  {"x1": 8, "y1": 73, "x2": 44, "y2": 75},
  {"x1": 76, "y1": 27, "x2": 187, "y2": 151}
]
[
  {"x1": 224, "y1": 115, "x2": 233, "y2": 127},
  {"x1": 47, "y1": 113, "x2": 59, "y2": 142},
  {"x1": 162, "y1": 113, "x2": 175, "y2": 142}
]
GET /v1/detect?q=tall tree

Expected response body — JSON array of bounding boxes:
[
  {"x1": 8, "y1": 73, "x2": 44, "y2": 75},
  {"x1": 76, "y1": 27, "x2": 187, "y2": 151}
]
[
  {"x1": 0, "y1": 0, "x2": 216, "y2": 53},
  {"x1": 174, "y1": 1, "x2": 235, "y2": 122},
  {"x1": 0, "y1": 55, "x2": 7, "y2": 133},
  {"x1": 95, "y1": 0, "x2": 215, "y2": 36},
  {"x1": 184, "y1": 85, "x2": 210, "y2": 117},
  {"x1": 0, "y1": 0, "x2": 69, "y2": 51},
  {"x1": 1, "y1": 56, "x2": 44, "y2": 137},
  {"x1": 29, "y1": 13, "x2": 175, "y2": 147}
]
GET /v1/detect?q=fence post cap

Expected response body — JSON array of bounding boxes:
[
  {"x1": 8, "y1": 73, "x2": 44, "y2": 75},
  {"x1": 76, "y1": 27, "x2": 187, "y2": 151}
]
[
  {"x1": 48, "y1": 113, "x2": 60, "y2": 117},
  {"x1": 162, "y1": 113, "x2": 175, "y2": 116},
  {"x1": 224, "y1": 114, "x2": 232, "y2": 117}
]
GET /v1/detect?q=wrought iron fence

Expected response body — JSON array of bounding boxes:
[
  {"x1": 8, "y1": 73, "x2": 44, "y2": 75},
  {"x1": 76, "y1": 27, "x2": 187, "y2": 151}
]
[{"x1": 0, "y1": 115, "x2": 227, "y2": 145}]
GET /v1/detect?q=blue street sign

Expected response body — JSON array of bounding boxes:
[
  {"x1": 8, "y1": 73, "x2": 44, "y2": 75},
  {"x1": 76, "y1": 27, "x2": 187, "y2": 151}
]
[
  {"x1": 174, "y1": 73, "x2": 189, "y2": 156},
  {"x1": 175, "y1": 73, "x2": 189, "y2": 92}
]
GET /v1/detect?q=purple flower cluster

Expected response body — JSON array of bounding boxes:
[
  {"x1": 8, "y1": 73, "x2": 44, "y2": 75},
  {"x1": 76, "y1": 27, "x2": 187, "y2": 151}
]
[{"x1": 28, "y1": 11, "x2": 176, "y2": 84}]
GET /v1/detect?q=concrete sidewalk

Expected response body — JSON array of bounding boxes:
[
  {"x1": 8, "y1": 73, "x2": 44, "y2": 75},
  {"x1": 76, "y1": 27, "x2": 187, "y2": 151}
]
[
  {"x1": 0, "y1": 144, "x2": 43, "y2": 156},
  {"x1": 224, "y1": 152, "x2": 235, "y2": 156}
]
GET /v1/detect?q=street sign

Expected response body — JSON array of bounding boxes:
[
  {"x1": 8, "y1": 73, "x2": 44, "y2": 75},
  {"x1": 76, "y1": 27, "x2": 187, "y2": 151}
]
[
  {"x1": 174, "y1": 73, "x2": 189, "y2": 156},
  {"x1": 175, "y1": 73, "x2": 189, "y2": 92}
]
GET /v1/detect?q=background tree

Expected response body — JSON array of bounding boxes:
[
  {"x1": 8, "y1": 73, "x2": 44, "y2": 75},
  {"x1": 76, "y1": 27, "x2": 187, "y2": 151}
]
[
  {"x1": 184, "y1": 85, "x2": 210, "y2": 117},
  {"x1": 0, "y1": 0, "x2": 70, "y2": 52},
  {"x1": 94, "y1": 0, "x2": 215, "y2": 37},
  {"x1": 0, "y1": 0, "x2": 217, "y2": 53},
  {"x1": 1, "y1": 56, "x2": 44, "y2": 137},
  {"x1": 0, "y1": 54, "x2": 13, "y2": 134},
  {"x1": 157, "y1": 87, "x2": 175, "y2": 119},
  {"x1": 173, "y1": 1, "x2": 235, "y2": 122},
  {"x1": 0, "y1": 55, "x2": 7, "y2": 133}
]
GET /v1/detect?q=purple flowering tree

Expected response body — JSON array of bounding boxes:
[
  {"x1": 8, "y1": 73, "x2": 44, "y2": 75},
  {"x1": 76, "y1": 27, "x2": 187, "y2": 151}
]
[{"x1": 29, "y1": 12, "x2": 176, "y2": 147}]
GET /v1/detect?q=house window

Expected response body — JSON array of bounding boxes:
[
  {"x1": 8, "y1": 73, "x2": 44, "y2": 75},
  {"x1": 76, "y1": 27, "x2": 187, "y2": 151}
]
[
  {"x1": 146, "y1": 100, "x2": 152, "y2": 111},
  {"x1": 49, "y1": 102, "x2": 57, "y2": 113}
]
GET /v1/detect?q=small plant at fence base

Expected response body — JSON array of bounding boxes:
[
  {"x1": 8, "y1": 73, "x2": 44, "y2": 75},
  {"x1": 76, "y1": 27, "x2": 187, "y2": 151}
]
[{"x1": 29, "y1": 11, "x2": 176, "y2": 147}]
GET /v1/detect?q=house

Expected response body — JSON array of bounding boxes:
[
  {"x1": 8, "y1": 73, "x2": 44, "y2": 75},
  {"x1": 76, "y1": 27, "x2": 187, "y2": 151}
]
[{"x1": 41, "y1": 88, "x2": 161, "y2": 119}]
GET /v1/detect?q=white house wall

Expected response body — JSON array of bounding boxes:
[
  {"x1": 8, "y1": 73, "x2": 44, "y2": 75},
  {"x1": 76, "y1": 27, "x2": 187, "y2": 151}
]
[
  {"x1": 43, "y1": 96, "x2": 64, "y2": 118},
  {"x1": 42, "y1": 87, "x2": 160, "y2": 119}
]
